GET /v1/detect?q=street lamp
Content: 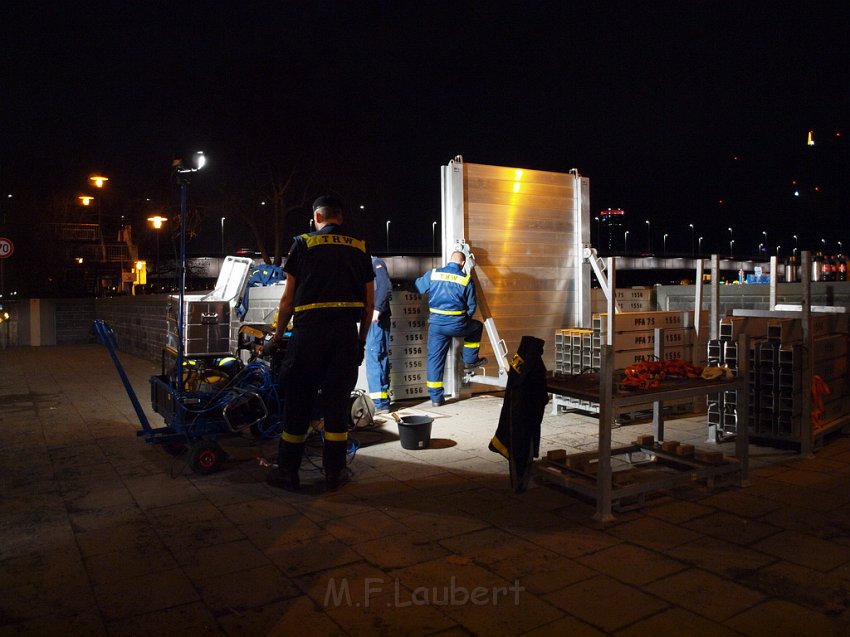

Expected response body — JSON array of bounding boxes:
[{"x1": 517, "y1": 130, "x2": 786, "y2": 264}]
[
  {"x1": 730, "y1": 239, "x2": 735, "y2": 258},
  {"x1": 821, "y1": 238, "x2": 826, "y2": 253},
  {"x1": 689, "y1": 223, "x2": 694, "y2": 257},
  {"x1": 431, "y1": 220, "x2": 437, "y2": 254},
  {"x1": 762, "y1": 231, "x2": 767, "y2": 253},
  {"x1": 698, "y1": 236, "x2": 703, "y2": 256},
  {"x1": 663, "y1": 233, "x2": 669, "y2": 255},
  {"x1": 839, "y1": 241, "x2": 843, "y2": 255},
  {"x1": 220, "y1": 217, "x2": 226, "y2": 255},
  {"x1": 594, "y1": 216, "x2": 600, "y2": 244},
  {"x1": 172, "y1": 150, "x2": 206, "y2": 393},
  {"x1": 89, "y1": 174, "x2": 108, "y2": 228},
  {"x1": 147, "y1": 215, "x2": 168, "y2": 291},
  {"x1": 645, "y1": 220, "x2": 651, "y2": 252},
  {"x1": 624, "y1": 230, "x2": 630, "y2": 253},
  {"x1": 776, "y1": 245, "x2": 781, "y2": 257},
  {"x1": 386, "y1": 220, "x2": 391, "y2": 252}
]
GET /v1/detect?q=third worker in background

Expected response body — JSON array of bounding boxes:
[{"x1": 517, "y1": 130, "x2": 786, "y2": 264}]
[
  {"x1": 366, "y1": 256, "x2": 392, "y2": 413},
  {"x1": 415, "y1": 251, "x2": 487, "y2": 406}
]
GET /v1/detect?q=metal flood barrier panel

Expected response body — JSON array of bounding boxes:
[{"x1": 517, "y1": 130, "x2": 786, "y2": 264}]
[{"x1": 441, "y1": 157, "x2": 590, "y2": 397}]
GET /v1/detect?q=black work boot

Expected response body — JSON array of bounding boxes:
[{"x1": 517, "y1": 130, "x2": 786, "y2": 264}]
[
  {"x1": 464, "y1": 357, "x2": 488, "y2": 370},
  {"x1": 324, "y1": 469, "x2": 350, "y2": 492},
  {"x1": 266, "y1": 467, "x2": 300, "y2": 491},
  {"x1": 268, "y1": 440, "x2": 303, "y2": 491}
]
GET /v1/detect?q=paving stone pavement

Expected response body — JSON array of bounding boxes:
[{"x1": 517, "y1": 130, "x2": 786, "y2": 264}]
[{"x1": 2, "y1": 344, "x2": 850, "y2": 636}]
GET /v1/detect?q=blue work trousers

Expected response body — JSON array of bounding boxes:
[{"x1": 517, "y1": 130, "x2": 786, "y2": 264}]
[
  {"x1": 426, "y1": 318, "x2": 484, "y2": 402},
  {"x1": 365, "y1": 314, "x2": 391, "y2": 409}
]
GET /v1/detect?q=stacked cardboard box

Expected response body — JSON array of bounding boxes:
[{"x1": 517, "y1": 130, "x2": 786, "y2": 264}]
[{"x1": 591, "y1": 287, "x2": 656, "y2": 313}]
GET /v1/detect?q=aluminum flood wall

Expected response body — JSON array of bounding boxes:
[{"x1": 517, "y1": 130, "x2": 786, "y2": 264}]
[{"x1": 442, "y1": 159, "x2": 590, "y2": 378}]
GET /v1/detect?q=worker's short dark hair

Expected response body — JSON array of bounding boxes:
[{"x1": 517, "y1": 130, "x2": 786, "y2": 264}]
[{"x1": 312, "y1": 195, "x2": 344, "y2": 215}]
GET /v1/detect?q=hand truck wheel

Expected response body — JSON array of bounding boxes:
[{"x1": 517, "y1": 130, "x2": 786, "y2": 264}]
[{"x1": 188, "y1": 440, "x2": 228, "y2": 475}]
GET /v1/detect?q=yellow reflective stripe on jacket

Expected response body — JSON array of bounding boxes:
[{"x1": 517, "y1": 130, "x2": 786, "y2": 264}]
[
  {"x1": 426, "y1": 381, "x2": 443, "y2": 389},
  {"x1": 490, "y1": 435, "x2": 509, "y2": 459},
  {"x1": 464, "y1": 342, "x2": 480, "y2": 348},
  {"x1": 281, "y1": 431, "x2": 308, "y2": 444},
  {"x1": 430, "y1": 308, "x2": 464, "y2": 315},
  {"x1": 300, "y1": 233, "x2": 366, "y2": 252},
  {"x1": 369, "y1": 391, "x2": 389, "y2": 400},
  {"x1": 324, "y1": 431, "x2": 348, "y2": 442},
  {"x1": 294, "y1": 301, "x2": 365, "y2": 313},
  {"x1": 431, "y1": 270, "x2": 470, "y2": 286}
]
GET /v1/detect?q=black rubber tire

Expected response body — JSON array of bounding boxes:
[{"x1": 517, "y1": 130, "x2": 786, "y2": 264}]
[{"x1": 188, "y1": 440, "x2": 227, "y2": 475}]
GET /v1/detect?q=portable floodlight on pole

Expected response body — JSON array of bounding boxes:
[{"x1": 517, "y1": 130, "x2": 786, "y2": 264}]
[{"x1": 172, "y1": 151, "x2": 206, "y2": 394}]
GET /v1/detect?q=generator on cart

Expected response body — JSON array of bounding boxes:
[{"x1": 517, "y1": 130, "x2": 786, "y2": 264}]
[
  {"x1": 94, "y1": 317, "x2": 288, "y2": 474},
  {"x1": 93, "y1": 153, "x2": 292, "y2": 474}
]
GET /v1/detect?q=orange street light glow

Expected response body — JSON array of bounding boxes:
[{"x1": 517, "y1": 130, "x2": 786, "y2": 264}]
[
  {"x1": 89, "y1": 175, "x2": 109, "y2": 188},
  {"x1": 147, "y1": 215, "x2": 168, "y2": 229},
  {"x1": 79, "y1": 196, "x2": 94, "y2": 206}
]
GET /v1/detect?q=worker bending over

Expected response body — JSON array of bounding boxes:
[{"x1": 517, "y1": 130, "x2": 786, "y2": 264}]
[
  {"x1": 415, "y1": 251, "x2": 487, "y2": 406},
  {"x1": 266, "y1": 195, "x2": 374, "y2": 492}
]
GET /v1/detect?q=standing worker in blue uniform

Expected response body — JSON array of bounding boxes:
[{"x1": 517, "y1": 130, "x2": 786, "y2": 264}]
[
  {"x1": 415, "y1": 251, "x2": 487, "y2": 406},
  {"x1": 266, "y1": 195, "x2": 374, "y2": 492},
  {"x1": 366, "y1": 256, "x2": 392, "y2": 413}
]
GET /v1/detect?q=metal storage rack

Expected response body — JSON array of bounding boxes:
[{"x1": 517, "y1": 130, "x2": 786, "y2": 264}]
[
  {"x1": 535, "y1": 255, "x2": 749, "y2": 521},
  {"x1": 536, "y1": 334, "x2": 749, "y2": 521},
  {"x1": 722, "y1": 252, "x2": 850, "y2": 456}
]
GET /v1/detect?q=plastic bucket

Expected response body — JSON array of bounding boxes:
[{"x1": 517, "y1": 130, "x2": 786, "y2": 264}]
[{"x1": 397, "y1": 415, "x2": 433, "y2": 450}]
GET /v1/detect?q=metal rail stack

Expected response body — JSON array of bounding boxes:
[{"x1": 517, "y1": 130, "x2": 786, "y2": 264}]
[
  {"x1": 711, "y1": 311, "x2": 850, "y2": 448},
  {"x1": 387, "y1": 290, "x2": 430, "y2": 402},
  {"x1": 706, "y1": 317, "x2": 755, "y2": 442}
]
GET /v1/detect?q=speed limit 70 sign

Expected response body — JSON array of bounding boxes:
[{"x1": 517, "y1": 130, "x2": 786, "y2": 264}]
[{"x1": 0, "y1": 237, "x2": 14, "y2": 259}]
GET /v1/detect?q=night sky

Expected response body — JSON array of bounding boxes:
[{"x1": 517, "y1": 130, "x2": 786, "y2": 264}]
[{"x1": 2, "y1": 1, "x2": 849, "y2": 262}]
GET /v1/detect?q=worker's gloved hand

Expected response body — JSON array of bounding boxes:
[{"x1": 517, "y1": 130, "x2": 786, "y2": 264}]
[
  {"x1": 262, "y1": 336, "x2": 278, "y2": 356},
  {"x1": 357, "y1": 340, "x2": 366, "y2": 366}
]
